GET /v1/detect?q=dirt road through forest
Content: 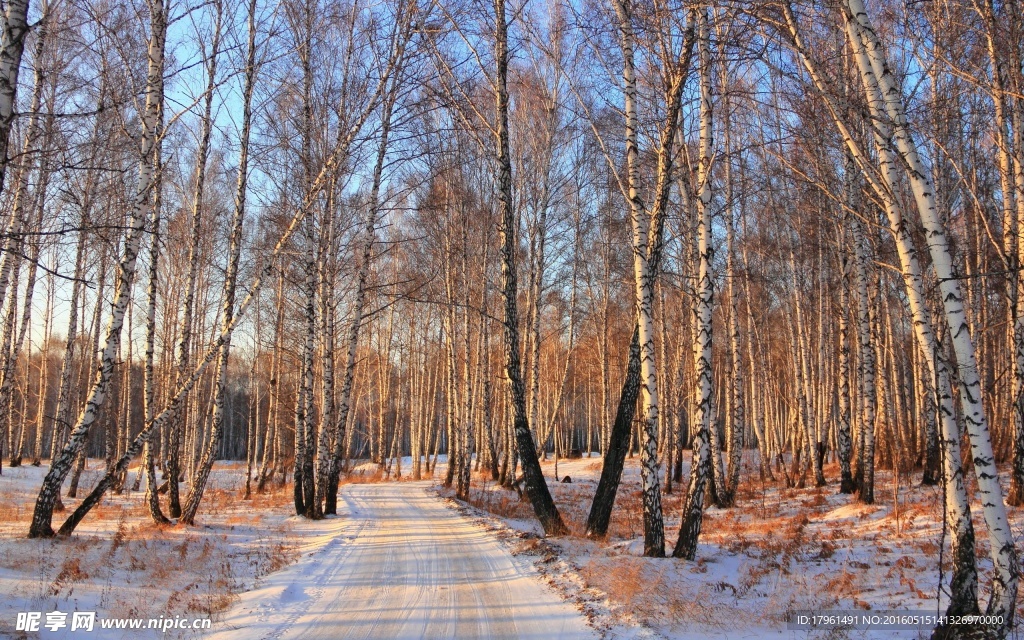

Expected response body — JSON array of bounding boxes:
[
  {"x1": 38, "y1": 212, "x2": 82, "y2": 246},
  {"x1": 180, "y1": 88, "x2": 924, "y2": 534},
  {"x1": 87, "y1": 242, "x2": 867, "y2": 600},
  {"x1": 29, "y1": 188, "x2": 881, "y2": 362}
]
[{"x1": 210, "y1": 481, "x2": 595, "y2": 640}]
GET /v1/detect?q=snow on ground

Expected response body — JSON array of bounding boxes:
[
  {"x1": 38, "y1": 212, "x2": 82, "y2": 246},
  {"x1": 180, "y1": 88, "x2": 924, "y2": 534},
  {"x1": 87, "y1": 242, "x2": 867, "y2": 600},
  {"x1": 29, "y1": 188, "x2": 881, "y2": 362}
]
[
  {"x1": 455, "y1": 453, "x2": 1024, "y2": 639},
  {"x1": 348, "y1": 455, "x2": 446, "y2": 480},
  {"x1": 3, "y1": 453, "x2": 1023, "y2": 639},
  {"x1": 210, "y1": 481, "x2": 593, "y2": 640},
  {"x1": 0, "y1": 461, "x2": 298, "y2": 639},
  {"x1": 0, "y1": 457, "x2": 597, "y2": 640}
]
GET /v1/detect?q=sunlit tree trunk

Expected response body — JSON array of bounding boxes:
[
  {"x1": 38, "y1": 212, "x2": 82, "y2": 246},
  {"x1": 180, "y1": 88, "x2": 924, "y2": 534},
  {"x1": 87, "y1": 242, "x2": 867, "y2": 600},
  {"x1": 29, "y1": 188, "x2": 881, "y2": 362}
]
[
  {"x1": 675, "y1": 8, "x2": 714, "y2": 560},
  {"x1": 836, "y1": 154, "x2": 857, "y2": 494},
  {"x1": 28, "y1": 0, "x2": 167, "y2": 538},
  {"x1": 179, "y1": 0, "x2": 254, "y2": 526},
  {"x1": 586, "y1": 6, "x2": 693, "y2": 541},
  {"x1": 67, "y1": 243, "x2": 106, "y2": 501},
  {"x1": 719, "y1": 83, "x2": 743, "y2": 506},
  {"x1": 846, "y1": 3, "x2": 1017, "y2": 626},
  {"x1": 322, "y1": 17, "x2": 409, "y2": 512},
  {"x1": 166, "y1": 1, "x2": 221, "y2": 518},
  {"x1": 738, "y1": 171, "x2": 773, "y2": 482},
  {"x1": 614, "y1": 0, "x2": 665, "y2": 555},
  {"x1": 142, "y1": 106, "x2": 169, "y2": 524},
  {"x1": 31, "y1": 270, "x2": 53, "y2": 466},
  {"x1": 0, "y1": 4, "x2": 52, "y2": 465},
  {"x1": 0, "y1": 0, "x2": 29, "y2": 203},
  {"x1": 493, "y1": 0, "x2": 565, "y2": 536},
  {"x1": 782, "y1": 0, "x2": 982, "y2": 621}
]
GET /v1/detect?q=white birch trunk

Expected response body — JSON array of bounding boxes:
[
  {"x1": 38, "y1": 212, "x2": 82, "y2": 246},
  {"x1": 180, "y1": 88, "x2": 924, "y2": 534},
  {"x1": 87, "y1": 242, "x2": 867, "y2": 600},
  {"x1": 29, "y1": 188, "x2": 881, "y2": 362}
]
[
  {"x1": 0, "y1": 0, "x2": 29, "y2": 201},
  {"x1": 675, "y1": 9, "x2": 714, "y2": 560},
  {"x1": 611, "y1": 0, "x2": 664, "y2": 557},
  {"x1": 845, "y1": 3, "x2": 1017, "y2": 623},
  {"x1": 721, "y1": 88, "x2": 743, "y2": 506},
  {"x1": 142, "y1": 126, "x2": 169, "y2": 523},
  {"x1": 783, "y1": 1, "x2": 982, "y2": 618},
  {"x1": 178, "y1": 0, "x2": 252, "y2": 526},
  {"x1": 322, "y1": 6, "x2": 412, "y2": 513},
  {"x1": 168, "y1": 50, "x2": 221, "y2": 514},
  {"x1": 50, "y1": 17, "x2": 398, "y2": 533},
  {"x1": 27, "y1": 0, "x2": 166, "y2": 537}
]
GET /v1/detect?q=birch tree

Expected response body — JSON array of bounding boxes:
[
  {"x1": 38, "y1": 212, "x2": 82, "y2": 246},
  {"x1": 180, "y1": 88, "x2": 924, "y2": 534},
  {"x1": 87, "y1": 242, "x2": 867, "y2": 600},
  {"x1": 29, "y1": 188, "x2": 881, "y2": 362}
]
[
  {"x1": 674, "y1": 7, "x2": 714, "y2": 560},
  {"x1": 844, "y1": 0, "x2": 1017, "y2": 625},
  {"x1": 179, "y1": 0, "x2": 254, "y2": 526},
  {"x1": 28, "y1": 0, "x2": 168, "y2": 538},
  {"x1": 780, "y1": 0, "x2": 996, "y2": 623},
  {"x1": 493, "y1": 0, "x2": 566, "y2": 535},
  {"x1": 610, "y1": 0, "x2": 678, "y2": 556},
  {"x1": 321, "y1": 0, "x2": 414, "y2": 517},
  {"x1": 585, "y1": 0, "x2": 694, "y2": 542},
  {"x1": 165, "y1": 0, "x2": 223, "y2": 518},
  {"x1": 0, "y1": 0, "x2": 29, "y2": 203}
]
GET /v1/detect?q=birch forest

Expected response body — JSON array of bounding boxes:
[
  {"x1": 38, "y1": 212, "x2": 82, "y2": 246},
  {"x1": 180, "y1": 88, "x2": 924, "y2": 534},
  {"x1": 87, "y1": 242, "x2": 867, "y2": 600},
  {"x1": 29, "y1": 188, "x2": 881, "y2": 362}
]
[{"x1": 1, "y1": 0, "x2": 1023, "y2": 636}]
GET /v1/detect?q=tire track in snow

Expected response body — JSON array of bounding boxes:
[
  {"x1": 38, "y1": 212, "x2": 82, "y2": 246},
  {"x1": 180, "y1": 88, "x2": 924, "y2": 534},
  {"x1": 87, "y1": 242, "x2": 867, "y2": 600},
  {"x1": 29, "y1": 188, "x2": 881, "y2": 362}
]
[
  {"x1": 261, "y1": 516, "x2": 374, "y2": 640},
  {"x1": 210, "y1": 481, "x2": 595, "y2": 640}
]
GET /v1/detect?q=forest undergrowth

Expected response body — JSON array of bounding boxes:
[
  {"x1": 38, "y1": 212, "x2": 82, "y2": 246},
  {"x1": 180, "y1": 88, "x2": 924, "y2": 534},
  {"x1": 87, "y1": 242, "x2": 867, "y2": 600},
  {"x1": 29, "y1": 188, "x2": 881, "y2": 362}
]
[
  {"x1": 3, "y1": 455, "x2": 1023, "y2": 638},
  {"x1": 0, "y1": 463, "x2": 296, "y2": 639},
  {"x1": 451, "y1": 455, "x2": 1024, "y2": 639}
]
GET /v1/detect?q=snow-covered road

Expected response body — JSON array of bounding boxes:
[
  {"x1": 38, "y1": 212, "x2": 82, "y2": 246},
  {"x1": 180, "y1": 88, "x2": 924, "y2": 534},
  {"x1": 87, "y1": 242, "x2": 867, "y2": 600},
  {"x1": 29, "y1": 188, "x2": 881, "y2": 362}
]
[{"x1": 210, "y1": 481, "x2": 595, "y2": 640}]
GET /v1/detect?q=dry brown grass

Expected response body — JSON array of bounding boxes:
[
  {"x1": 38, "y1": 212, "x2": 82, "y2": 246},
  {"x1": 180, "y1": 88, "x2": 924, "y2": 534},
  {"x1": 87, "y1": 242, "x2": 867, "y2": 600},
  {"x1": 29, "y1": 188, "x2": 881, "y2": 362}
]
[
  {"x1": 191, "y1": 487, "x2": 247, "y2": 516},
  {"x1": 49, "y1": 557, "x2": 89, "y2": 596},
  {"x1": 0, "y1": 466, "x2": 302, "y2": 636},
  {"x1": 247, "y1": 482, "x2": 293, "y2": 508},
  {"x1": 801, "y1": 490, "x2": 830, "y2": 509},
  {"x1": 464, "y1": 485, "x2": 536, "y2": 522},
  {"x1": 253, "y1": 539, "x2": 293, "y2": 578},
  {"x1": 93, "y1": 499, "x2": 147, "y2": 520},
  {"x1": 0, "y1": 495, "x2": 28, "y2": 524},
  {"x1": 224, "y1": 513, "x2": 260, "y2": 526},
  {"x1": 342, "y1": 468, "x2": 388, "y2": 484},
  {"x1": 823, "y1": 568, "x2": 859, "y2": 598},
  {"x1": 579, "y1": 557, "x2": 745, "y2": 629},
  {"x1": 608, "y1": 490, "x2": 643, "y2": 540},
  {"x1": 427, "y1": 455, "x2": 1024, "y2": 637}
]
